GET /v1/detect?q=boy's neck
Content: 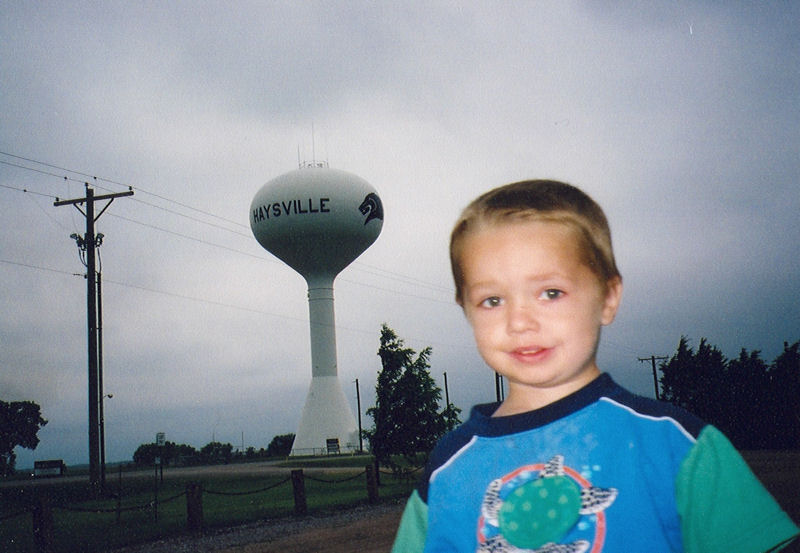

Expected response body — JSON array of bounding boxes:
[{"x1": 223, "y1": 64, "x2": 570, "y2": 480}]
[{"x1": 492, "y1": 370, "x2": 602, "y2": 417}]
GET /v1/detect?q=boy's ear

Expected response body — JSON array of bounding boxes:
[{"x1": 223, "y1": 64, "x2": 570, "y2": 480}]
[{"x1": 601, "y1": 277, "x2": 623, "y2": 325}]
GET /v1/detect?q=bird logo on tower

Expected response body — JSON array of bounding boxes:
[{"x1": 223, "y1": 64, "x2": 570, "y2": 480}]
[{"x1": 359, "y1": 192, "x2": 383, "y2": 226}]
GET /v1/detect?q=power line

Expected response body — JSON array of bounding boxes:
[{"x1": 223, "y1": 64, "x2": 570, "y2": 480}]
[
  {"x1": 0, "y1": 258, "x2": 81, "y2": 277},
  {"x1": 0, "y1": 151, "x2": 454, "y2": 288},
  {"x1": 102, "y1": 275, "x2": 310, "y2": 324},
  {"x1": 0, "y1": 180, "x2": 60, "y2": 199},
  {"x1": 103, "y1": 212, "x2": 452, "y2": 303},
  {"x1": 0, "y1": 256, "x2": 304, "y2": 321},
  {"x1": 1, "y1": 151, "x2": 245, "y2": 229},
  {"x1": 2, "y1": 155, "x2": 472, "y2": 359},
  {"x1": 108, "y1": 213, "x2": 258, "y2": 254},
  {"x1": 3, "y1": 185, "x2": 425, "y2": 294},
  {"x1": 347, "y1": 261, "x2": 454, "y2": 294},
  {"x1": 1, "y1": 256, "x2": 467, "y2": 350},
  {"x1": 2, "y1": 187, "x2": 454, "y2": 313},
  {"x1": 1, "y1": 151, "x2": 100, "y2": 180},
  {"x1": 125, "y1": 197, "x2": 249, "y2": 235},
  {"x1": 0, "y1": 159, "x2": 80, "y2": 186},
  {"x1": 0, "y1": 151, "x2": 454, "y2": 304}
]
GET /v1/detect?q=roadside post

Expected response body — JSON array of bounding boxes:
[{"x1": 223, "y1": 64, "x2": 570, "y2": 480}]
[
  {"x1": 154, "y1": 432, "x2": 165, "y2": 522},
  {"x1": 291, "y1": 469, "x2": 307, "y2": 516}
]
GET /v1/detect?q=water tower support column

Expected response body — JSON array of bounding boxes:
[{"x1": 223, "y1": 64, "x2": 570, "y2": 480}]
[
  {"x1": 291, "y1": 278, "x2": 358, "y2": 454},
  {"x1": 307, "y1": 281, "x2": 337, "y2": 378}
]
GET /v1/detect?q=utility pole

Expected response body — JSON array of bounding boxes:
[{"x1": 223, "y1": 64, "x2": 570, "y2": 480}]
[
  {"x1": 98, "y1": 269, "x2": 105, "y2": 490},
  {"x1": 494, "y1": 372, "x2": 504, "y2": 403},
  {"x1": 55, "y1": 184, "x2": 133, "y2": 493},
  {"x1": 639, "y1": 355, "x2": 668, "y2": 400},
  {"x1": 355, "y1": 378, "x2": 363, "y2": 453}
]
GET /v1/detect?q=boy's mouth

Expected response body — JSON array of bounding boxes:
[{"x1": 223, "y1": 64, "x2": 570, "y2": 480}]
[
  {"x1": 509, "y1": 346, "x2": 551, "y2": 362},
  {"x1": 517, "y1": 347, "x2": 541, "y2": 354}
]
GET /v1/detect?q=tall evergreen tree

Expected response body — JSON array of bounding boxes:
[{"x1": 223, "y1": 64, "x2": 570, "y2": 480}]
[
  {"x1": 365, "y1": 324, "x2": 460, "y2": 471},
  {"x1": 724, "y1": 348, "x2": 770, "y2": 448},
  {"x1": 659, "y1": 337, "x2": 800, "y2": 449},
  {"x1": 767, "y1": 341, "x2": 800, "y2": 448},
  {"x1": 659, "y1": 336, "x2": 727, "y2": 423}
]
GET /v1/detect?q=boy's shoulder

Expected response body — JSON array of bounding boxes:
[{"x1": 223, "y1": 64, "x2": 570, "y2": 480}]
[
  {"x1": 599, "y1": 379, "x2": 707, "y2": 440},
  {"x1": 427, "y1": 374, "x2": 709, "y2": 473},
  {"x1": 415, "y1": 402, "x2": 499, "y2": 501},
  {"x1": 427, "y1": 402, "x2": 497, "y2": 465}
]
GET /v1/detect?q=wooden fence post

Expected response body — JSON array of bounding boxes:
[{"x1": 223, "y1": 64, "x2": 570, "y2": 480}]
[
  {"x1": 186, "y1": 482, "x2": 203, "y2": 532},
  {"x1": 32, "y1": 495, "x2": 54, "y2": 553},
  {"x1": 291, "y1": 469, "x2": 307, "y2": 516},
  {"x1": 366, "y1": 464, "x2": 379, "y2": 504}
]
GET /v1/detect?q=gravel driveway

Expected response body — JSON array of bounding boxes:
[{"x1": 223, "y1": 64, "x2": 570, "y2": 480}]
[{"x1": 107, "y1": 500, "x2": 405, "y2": 553}]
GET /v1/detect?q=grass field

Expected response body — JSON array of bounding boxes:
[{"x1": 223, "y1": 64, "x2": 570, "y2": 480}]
[{"x1": 0, "y1": 456, "x2": 416, "y2": 552}]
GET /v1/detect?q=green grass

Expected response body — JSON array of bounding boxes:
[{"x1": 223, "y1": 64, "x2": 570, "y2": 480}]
[
  {"x1": 0, "y1": 461, "x2": 415, "y2": 553},
  {"x1": 275, "y1": 453, "x2": 376, "y2": 469}
]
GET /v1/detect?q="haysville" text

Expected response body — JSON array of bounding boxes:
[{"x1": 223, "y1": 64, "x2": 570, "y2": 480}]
[{"x1": 252, "y1": 197, "x2": 331, "y2": 222}]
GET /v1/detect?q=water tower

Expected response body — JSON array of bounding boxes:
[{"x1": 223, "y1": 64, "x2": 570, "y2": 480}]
[{"x1": 250, "y1": 162, "x2": 383, "y2": 454}]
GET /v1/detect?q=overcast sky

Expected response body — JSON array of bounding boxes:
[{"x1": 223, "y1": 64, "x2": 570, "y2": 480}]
[{"x1": 2, "y1": 2, "x2": 798, "y2": 468}]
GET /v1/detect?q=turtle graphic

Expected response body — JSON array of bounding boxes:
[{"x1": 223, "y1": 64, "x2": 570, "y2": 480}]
[{"x1": 477, "y1": 455, "x2": 617, "y2": 553}]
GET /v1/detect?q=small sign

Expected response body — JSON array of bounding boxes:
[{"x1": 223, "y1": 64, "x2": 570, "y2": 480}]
[
  {"x1": 326, "y1": 438, "x2": 340, "y2": 454},
  {"x1": 156, "y1": 432, "x2": 165, "y2": 446}
]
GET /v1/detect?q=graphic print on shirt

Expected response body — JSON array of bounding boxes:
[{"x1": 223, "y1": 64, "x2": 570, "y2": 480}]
[{"x1": 477, "y1": 455, "x2": 617, "y2": 553}]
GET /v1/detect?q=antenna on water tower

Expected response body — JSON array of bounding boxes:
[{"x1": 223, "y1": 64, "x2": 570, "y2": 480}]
[{"x1": 250, "y1": 163, "x2": 383, "y2": 455}]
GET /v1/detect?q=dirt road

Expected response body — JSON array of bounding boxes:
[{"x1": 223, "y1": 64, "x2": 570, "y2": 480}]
[{"x1": 219, "y1": 507, "x2": 403, "y2": 553}]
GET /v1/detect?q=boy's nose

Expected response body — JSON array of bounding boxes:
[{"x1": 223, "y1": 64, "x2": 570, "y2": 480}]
[{"x1": 506, "y1": 301, "x2": 539, "y2": 333}]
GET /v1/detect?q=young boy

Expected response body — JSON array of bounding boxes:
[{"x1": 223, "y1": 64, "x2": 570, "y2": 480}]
[{"x1": 391, "y1": 180, "x2": 798, "y2": 552}]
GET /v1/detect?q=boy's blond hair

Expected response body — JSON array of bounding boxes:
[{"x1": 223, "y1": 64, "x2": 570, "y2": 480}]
[{"x1": 450, "y1": 179, "x2": 621, "y2": 303}]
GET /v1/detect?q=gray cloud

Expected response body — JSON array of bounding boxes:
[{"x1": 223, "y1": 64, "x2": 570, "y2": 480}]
[{"x1": 2, "y1": 2, "x2": 798, "y2": 468}]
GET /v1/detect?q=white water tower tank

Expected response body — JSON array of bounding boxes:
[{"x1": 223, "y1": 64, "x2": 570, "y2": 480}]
[{"x1": 250, "y1": 163, "x2": 383, "y2": 454}]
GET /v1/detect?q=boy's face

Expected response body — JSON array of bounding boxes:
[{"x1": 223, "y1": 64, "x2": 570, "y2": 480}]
[{"x1": 460, "y1": 220, "x2": 622, "y2": 411}]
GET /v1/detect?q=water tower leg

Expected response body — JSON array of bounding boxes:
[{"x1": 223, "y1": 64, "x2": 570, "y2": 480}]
[
  {"x1": 290, "y1": 283, "x2": 357, "y2": 455},
  {"x1": 292, "y1": 376, "x2": 358, "y2": 455},
  {"x1": 307, "y1": 284, "x2": 338, "y2": 378}
]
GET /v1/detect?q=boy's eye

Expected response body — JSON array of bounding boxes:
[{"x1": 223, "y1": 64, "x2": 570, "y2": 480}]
[
  {"x1": 539, "y1": 289, "x2": 564, "y2": 300},
  {"x1": 479, "y1": 296, "x2": 504, "y2": 308}
]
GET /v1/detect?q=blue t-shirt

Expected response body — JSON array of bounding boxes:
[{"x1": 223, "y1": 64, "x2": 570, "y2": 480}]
[{"x1": 392, "y1": 374, "x2": 798, "y2": 552}]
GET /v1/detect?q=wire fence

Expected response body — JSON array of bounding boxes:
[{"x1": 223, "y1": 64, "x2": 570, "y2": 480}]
[
  {"x1": 203, "y1": 475, "x2": 292, "y2": 496},
  {"x1": 2, "y1": 464, "x2": 404, "y2": 553}
]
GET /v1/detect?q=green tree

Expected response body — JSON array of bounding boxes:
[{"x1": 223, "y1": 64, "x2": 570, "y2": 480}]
[
  {"x1": 767, "y1": 341, "x2": 800, "y2": 448},
  {"x1": 365, "y1": 324, "x2": 461, "y2": 472},
  {"x1": 200, "y1": 441, "x2": 233, "y2": 464},
  {"x1": 659, "y1": 337, "x2": 727, "y2": 423},
  {"x1": 723, "y1": 348, "x2": 770, "y2": 448},
  {"x1": 0, "y1": 400, "x2": 48, "y2": 476},
  {"x1": 132, "y1": 441, "x2": 197, "y2": 466},
  {"x1": 659, "y1": 337, "x2": 800, "y2": 449},
  {"x1": 266, "y1": 433, "x2": 295, "y2": 457}
]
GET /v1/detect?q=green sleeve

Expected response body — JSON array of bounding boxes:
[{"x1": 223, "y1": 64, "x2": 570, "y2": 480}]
[
  {"x1": 391, "y1": 490, "x2": 428, "y2": 553},
  {"x1": 676, "y1": 425, "x2": 799, "y2": 553}
]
